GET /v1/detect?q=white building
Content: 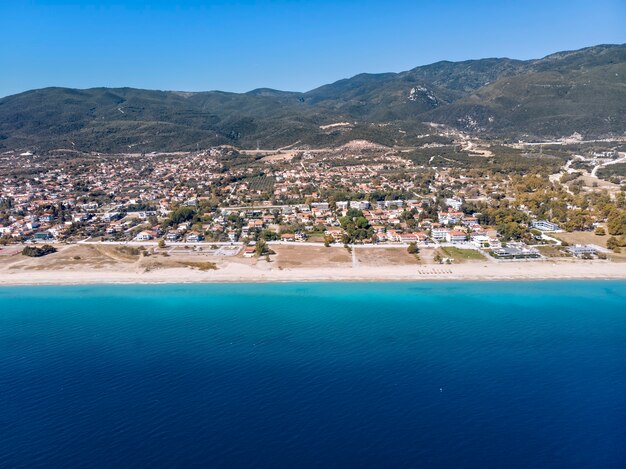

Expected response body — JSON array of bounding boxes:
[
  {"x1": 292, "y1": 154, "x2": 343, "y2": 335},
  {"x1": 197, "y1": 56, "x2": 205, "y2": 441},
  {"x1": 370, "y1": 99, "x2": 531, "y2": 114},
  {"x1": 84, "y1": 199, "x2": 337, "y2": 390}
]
[{"x1": 531, "y1": 220, "x2": 560, "y2": 232}]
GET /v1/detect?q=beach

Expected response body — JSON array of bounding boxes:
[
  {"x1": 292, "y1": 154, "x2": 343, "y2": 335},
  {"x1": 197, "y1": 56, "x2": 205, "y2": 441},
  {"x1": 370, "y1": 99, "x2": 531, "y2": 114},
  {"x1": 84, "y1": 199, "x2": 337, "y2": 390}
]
[{"x1": 1, "y1": 243, "x2": 624, "y2": 285}]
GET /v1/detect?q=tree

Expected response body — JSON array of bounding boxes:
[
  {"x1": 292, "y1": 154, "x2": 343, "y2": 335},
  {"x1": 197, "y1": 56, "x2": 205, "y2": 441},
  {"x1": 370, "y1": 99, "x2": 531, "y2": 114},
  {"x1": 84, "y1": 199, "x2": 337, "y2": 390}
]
[
  {"x1": 260, "y1": 229, "x2": 279, "y2": 241},
  {"x1": 407, "y1": 242, "x2": 419, "y2": 255},
  {"x1": 607, "y1": 210, "x2": 626, "y2": 236},
  {"x1": 166, "y1": 206, "x2": 196, "y2": 227},
  {"x1": 255, "y1": 239, "x2": 267, "y2": 257},
  {"x1": 594, "y1": 226, "x2": 606, "y2": 236},
  {"x1": 323, "y1": 234, "x2": 333, "y2": 247},
  {"x1": 607, "y1": 236, "x2": 626, "y2": 252},
  {"x1": 158, "y1": 239, "x2": 166, "y2": 249}
]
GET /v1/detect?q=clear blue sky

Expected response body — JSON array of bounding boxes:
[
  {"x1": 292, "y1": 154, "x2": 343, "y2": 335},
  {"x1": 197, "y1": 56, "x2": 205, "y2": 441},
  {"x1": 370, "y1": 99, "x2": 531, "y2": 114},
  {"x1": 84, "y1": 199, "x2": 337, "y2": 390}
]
[{"x1": 1, "y1": 0, "x2": 624, "y2": 97}]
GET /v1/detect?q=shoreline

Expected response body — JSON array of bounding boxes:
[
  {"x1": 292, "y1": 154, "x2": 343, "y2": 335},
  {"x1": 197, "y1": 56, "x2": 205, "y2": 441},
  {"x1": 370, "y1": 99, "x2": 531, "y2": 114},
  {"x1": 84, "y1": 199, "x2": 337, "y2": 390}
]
[
  {"x1": 1, "y1": 278, "x2": 625, "y2": 288},
  {"x1": 1, "y1": 261, "x2": 624, "y2": 286}
]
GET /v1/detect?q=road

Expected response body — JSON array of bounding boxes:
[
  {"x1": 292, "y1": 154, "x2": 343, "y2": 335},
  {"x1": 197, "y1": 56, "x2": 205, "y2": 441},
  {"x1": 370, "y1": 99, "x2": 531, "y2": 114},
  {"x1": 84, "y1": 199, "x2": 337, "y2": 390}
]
[{"x1": 591, "y1": 152, "x2": 626, "y2": 178}]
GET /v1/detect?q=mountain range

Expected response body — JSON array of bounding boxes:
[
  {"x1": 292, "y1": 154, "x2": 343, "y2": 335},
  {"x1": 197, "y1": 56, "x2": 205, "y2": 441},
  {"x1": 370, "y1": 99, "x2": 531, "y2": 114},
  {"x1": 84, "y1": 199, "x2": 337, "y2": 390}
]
[{"x1": 1, "y1": 43, "x2": 625, "y2": 152}]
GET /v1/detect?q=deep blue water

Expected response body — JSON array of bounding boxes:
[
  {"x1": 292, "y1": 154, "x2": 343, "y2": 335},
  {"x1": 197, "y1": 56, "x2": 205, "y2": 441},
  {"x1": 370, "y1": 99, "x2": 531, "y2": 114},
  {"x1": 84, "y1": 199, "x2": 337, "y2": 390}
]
[{"x1": 0, "y1": 281, "x2": 625, "y2": 468}]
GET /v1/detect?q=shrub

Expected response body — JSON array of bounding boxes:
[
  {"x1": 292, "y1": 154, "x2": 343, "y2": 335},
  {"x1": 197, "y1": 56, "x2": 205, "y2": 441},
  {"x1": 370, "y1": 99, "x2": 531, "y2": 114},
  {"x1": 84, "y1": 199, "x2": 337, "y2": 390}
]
[{"x1": 22, "y1": 244, "x2": 57, "y2": 257}]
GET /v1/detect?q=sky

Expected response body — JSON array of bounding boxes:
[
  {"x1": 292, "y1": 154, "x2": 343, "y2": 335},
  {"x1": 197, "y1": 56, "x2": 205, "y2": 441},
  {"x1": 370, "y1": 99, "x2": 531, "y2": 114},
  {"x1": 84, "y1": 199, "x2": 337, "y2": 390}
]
[{"x1": 1, "y1": 0, "x2": 625, "y2": 97}]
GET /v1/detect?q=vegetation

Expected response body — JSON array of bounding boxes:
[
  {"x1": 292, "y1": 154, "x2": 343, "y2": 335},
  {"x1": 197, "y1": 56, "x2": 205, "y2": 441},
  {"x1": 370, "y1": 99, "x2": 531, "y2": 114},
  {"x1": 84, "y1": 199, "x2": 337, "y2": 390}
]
[
  {"x1": 439, "y1": 246, "x2": 485, "y2": 262},
  {"x1": 338, "y1": 209, "x2": 373, "y2": 244},
  {"x1": 182, "y1": 261, "x2": 217, "y2": 271},
  {"x1": 607, "y1": 210, "x2": 626, "y2": 236},
  {"x1": 1, "y1": 45, "x2": 625, "y2": 152},
  {"x1": 254, "y1": 239, "x2": 274, "y2": 257},
  {"x1": 607, "y1": 236, "x2": 626, "y2": 253},
  {"x1": 165, "y1": 206, "x2": 197, "y2": 227},
  {"x1": 21, "y1": 244, "x2": 57, "y2": 257}
]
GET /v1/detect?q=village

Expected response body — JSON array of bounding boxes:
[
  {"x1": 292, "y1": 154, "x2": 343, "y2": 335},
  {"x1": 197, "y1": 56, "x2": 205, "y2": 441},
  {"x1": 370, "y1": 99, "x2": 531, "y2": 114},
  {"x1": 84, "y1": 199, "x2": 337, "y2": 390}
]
[{"x1": 0, "y1": 140, "x2": 625, "y2": 271}]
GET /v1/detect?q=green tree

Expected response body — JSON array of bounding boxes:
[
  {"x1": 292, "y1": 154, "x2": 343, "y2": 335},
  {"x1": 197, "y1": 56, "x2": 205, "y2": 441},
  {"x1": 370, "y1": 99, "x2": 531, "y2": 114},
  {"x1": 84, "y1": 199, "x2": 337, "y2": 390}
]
[
  {"x1": 167, "y1": 206, "x2": 196, "y2": 227},
  {"x1": 607, "y1": 210, "x2": 626, "y2": 236},
  {"x1": 255, "y1": 239, "x2": 267, "y2": 256}
]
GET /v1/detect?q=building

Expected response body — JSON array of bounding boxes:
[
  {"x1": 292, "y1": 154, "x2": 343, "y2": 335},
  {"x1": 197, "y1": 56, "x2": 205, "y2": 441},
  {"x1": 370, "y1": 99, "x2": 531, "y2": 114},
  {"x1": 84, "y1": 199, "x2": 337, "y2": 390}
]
[
  {"x1": 33, "y1": 231, "x2": 54, "y2": 241},
  {"x1": 446, "y1": 230, "x2": 467, "y2": 243},
  {"x1": 135, "y1": 231, "x2": 154, "y2": 241},
  {"x1": 492, "y1": 246, "x2": 541, "y2": 260},
  {"x1": 186, "y1": 233, "x2": 204, "y2": 242},
  {"x1": 349, "y1": 200, "x2": 370, "y2": 210},
  {"x1": 567, "y1": 244, "x2": 597, "y2": 258},
  {"x1": 531, "y1": 220, "x2": 560, "y2": 232},
  {"x1": 243, "y1": 245, "x2": 256, "y2": 257},
  {"x1": 431, "y1": 228, "x2": 449, "y2": 241},
  {"x1": 445, "y1": 198, "x2": 463, "y2": 211}
]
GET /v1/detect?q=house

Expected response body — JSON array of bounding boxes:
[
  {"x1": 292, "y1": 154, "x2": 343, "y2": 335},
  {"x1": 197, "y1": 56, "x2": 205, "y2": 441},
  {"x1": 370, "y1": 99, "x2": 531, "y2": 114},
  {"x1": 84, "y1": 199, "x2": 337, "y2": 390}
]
[
  {"x1": 325, "y1": 228, "x2": 343, "y2": 241},
  {"x1": 166, "y1": 232, "x2": 180, "y2": 242},
  {"x1": 386, "y1": 229, "x2": 400, "y2": 242},
  {"x1": 243, "y1": 245, "x2": 256, "y2": 257},
  {"x1": 445, "y1": 198, "x2": 463, "y2": 211},
  {"x1": 135, "y1": 230, "x2": 154, "y2": 241},
  {"x1": 280, "y1": 233, "x2": 295, "y2": 242},
  {"x1": 438, "y1": 211, "x2": 463, "y2": 225},
  {"x1": 186, "y1": 232, "x2": 204, "y2": 242},
  {"x1": 398, "y1": 233, "x2": 418, "y2": 243},
  {"x1": 472, "y1": 234, "x2": 492, "y2": 248},
  {"x1": 102, "y1": 212, "x2": 121, "y2": 222},
  {"x1": 531, "y1": 220, "x2": 560, "y2": 232},
  {"x1": 567, "y1": 244, "x2": 597, "y2": 258},
  {"x1": 446, "y1": 230, "x2": 467, "y2": 243}
]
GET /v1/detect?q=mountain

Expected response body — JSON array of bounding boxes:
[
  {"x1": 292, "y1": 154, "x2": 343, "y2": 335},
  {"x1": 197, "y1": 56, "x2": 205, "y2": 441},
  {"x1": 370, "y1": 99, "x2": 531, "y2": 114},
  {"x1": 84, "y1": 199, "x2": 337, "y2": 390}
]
[
  {"x1": 0, "y1": 44, "x2": 624, "y2": 152},
  {"x1": 426, "y1": 44, "x2": 626, "y2": 138}
]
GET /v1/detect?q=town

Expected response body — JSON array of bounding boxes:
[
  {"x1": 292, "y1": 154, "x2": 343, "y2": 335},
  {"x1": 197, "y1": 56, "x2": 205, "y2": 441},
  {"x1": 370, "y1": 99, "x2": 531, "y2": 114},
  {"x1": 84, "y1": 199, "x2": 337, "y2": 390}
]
[{"x1": 1, "y1": 135, "x2": 625, "y2": 275}]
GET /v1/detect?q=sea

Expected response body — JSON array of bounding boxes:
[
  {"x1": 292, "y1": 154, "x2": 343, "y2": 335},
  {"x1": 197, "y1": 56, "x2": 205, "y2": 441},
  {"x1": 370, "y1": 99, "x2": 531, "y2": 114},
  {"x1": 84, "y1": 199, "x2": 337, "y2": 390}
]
[{"x1": 0, "y1": 281, "x2": 625, "y2": 468}]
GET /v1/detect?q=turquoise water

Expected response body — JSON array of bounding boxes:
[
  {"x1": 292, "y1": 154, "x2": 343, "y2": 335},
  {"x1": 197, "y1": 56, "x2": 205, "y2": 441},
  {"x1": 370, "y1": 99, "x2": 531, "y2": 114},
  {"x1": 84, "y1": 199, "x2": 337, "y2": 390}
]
[{"x1": 0, "y1": 281, "x2": 625, "y2": 467}]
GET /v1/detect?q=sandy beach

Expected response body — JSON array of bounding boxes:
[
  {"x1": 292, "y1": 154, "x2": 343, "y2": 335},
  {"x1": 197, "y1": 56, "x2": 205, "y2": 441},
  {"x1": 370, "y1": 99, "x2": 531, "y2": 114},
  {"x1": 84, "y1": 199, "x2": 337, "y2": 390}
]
[{"x1": 0, "y1": 243, "x2": 624, "y2": 286}]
